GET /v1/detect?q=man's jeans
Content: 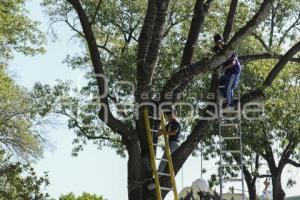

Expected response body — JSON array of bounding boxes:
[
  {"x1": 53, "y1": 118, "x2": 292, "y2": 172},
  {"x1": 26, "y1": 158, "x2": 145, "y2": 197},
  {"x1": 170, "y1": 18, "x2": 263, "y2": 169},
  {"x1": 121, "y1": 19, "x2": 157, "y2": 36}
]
[
  {"x1": 158, "y1": 141, "x2": 180, "y2": 172},
  {"x1": 219, "y1": 72, "x2": 240, "y2": 106}
]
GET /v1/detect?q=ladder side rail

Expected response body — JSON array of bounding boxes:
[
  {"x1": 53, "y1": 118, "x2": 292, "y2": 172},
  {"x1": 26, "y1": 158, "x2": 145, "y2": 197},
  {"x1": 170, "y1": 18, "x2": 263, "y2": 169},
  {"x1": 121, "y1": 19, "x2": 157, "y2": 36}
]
[
  {"x1": 144, "y1": 108, "x2": 162, "y2": 200},
  {"x1": 163, "y1": 135, "x2": 179, "y2": 200},
  {"x1": 160, "y1": 112, "x2": 179, "y2": 200},
  {"x1": 237, "y1": 84, "x2": 246, "y2": 200},
  {"x1": 218, "y1": 69, "x2": 224, "y2": 200}
]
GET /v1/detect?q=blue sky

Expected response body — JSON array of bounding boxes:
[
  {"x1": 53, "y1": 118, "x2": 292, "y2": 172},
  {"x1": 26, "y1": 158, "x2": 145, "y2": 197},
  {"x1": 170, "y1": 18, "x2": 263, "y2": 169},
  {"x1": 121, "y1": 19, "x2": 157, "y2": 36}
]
[{"x1": 8, "y1": 0, "x2": 300, "y2": 199}]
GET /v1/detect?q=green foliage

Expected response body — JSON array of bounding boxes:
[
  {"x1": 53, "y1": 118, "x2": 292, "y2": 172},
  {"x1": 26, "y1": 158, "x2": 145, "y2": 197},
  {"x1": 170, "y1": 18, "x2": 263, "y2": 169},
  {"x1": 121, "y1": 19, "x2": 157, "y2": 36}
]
[
  {"x1": 32, "y1": 81, "x2": 126, "y2": 157},
  {"x1": 0, "y1": 149, "x2": 50, "y2": 200},
  {"x1": 0, "y1": 67, "x2": 47, "y2": 160},
  {"x1": 0, "y1": 0, "x2": 45, "y2": 62},
  {"x1": 59, "y1": 192, "x2": 104, "y2": 200}
]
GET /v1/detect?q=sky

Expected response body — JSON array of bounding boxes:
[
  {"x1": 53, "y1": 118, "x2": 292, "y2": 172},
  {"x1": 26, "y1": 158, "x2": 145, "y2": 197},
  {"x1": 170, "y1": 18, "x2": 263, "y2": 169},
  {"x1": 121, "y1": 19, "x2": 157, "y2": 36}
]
[{"x1": 8, "y1": 0, "x2": 300, "y2": 199}]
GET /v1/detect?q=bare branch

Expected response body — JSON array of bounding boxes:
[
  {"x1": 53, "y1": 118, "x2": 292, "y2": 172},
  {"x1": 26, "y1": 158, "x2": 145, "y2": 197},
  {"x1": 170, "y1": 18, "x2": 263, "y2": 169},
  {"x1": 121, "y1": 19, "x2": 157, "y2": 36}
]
[
  {"x1": 252, "y1": 32, "x2": 269, "y2": 51},
  {"x1": 64, "y1": 18, "x2": 85, "y2": 38},
  {"x1": 263, "y1": 41, "x2": 300, "y2": 87},
  {"x1": 96, "y1": 34, "x2": 116, "y2": 57},
  {"x1": 223, "y1": 0, "x2": 239, "y2": 42}
]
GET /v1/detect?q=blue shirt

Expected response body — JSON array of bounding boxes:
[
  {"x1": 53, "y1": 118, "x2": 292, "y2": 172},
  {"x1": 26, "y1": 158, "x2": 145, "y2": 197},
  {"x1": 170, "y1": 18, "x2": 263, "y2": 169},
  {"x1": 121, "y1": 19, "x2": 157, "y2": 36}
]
[
  {"x1": 167, "y1": 119, "x2": 181, "y2": 142},
  {"x1": 223, "y1": 53, "x2": 241, "y2": 75}
]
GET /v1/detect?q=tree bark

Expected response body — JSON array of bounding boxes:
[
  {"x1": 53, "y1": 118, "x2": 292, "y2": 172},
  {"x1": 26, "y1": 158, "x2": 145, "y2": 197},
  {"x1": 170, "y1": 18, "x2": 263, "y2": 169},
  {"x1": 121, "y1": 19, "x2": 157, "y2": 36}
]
[{"x1": 272, "y1": 175, "x2": 286, "y2": 200}]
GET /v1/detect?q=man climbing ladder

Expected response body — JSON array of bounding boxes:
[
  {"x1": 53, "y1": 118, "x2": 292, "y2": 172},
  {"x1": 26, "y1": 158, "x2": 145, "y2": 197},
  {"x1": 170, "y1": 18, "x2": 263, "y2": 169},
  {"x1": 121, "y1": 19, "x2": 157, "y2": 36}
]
[
  {"x1": 213, "y1": 33, "x2": 241, "y2": 110},
  {"x1": 144, "y1": 108, "x2": 179, "y2": 200},
  {"x1": 214, "y1": 34, "x2": 245, "y2": 200}
]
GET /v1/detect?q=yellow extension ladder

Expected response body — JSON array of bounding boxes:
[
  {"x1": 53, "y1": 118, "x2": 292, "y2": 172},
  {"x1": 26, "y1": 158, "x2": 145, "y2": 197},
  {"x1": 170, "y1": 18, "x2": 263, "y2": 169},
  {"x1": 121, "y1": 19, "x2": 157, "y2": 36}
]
[{"x1": 144, "y1": 108, "x2": 179, "y2": 200}]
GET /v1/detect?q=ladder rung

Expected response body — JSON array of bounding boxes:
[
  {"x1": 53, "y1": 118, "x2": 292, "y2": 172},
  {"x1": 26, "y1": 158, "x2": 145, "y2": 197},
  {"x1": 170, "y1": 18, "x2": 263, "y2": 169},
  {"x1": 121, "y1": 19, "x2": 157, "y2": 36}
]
[
  {"x1": 221, "y1": 150, "x2": 240, "y2": 154},
  {"x1": 155, "y1": 158, "x2": 168, "y2": 162},
  {"x1": 223, "y1": 178, "x2": 243, "y2": 182},
  {"x1": 222, "y1": 136, "x2": 240, "y2": 140},
  {"x1": 150, "y1": 129, "x2": 158, "y2": 132},
  {"x1": 220, "y1": 123, "x2": 239, "y2": 127},
  {"x1": 157, "y1": 172, "x2": 171, "y2": 176},
  {"x1": 160, "y1": 186, "x2": 173, "y2": 191},
  {"x1": 219, "y1": 86, "x2": 225, "y2": 88},
  {"x1": 153, "y1": 143, "x2": 165, "y2": 148},
  {"x1": 148, "y1": 116, "x2": 160, "y2": 120}
]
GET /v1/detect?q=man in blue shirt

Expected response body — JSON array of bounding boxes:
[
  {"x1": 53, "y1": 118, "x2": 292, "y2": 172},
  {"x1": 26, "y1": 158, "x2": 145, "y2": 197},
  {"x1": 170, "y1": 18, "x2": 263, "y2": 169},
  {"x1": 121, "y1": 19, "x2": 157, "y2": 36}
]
[
  {"x1": 213, "y1": 34, "x2": 241, "y2": 109},
  {"x1": 157, "y1": 110, "x2": 181, "y2": 172},
  {"x1": 147, "y1": 110, "x2": 181, "y2": 190}
]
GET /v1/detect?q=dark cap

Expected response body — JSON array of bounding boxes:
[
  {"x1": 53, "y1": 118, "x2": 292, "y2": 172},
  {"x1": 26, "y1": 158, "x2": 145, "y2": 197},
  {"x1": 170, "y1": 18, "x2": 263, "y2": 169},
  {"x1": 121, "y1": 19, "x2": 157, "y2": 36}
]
[{"x1": 214, "y1": 33, "x2": 223, "y2": 43}]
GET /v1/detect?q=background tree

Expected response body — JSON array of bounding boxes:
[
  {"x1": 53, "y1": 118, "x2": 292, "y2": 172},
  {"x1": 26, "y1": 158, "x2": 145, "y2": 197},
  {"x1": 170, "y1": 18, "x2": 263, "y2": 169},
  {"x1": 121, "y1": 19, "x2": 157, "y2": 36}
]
[
  {"x1": 0, "y1": 0, "x2": 45, "y2": 63},
  {"x1": 58, "y1": 192, "x2": 104, "y2": 200},
  {"x1": 0, "y1": 1, "x2": 51, "y2": 199},
  {"x1": 0, "y1": 0, "x2": 47, "y2": 159},
  {"x1": 0, "y1": 150, "x2": 50, "y2": 200},
  {"x1": 0, "y1": 67, "x2": 49, "y2": 160},
  {"x1": 39, "y1": 0, "x2": 300, "y2": 199}
]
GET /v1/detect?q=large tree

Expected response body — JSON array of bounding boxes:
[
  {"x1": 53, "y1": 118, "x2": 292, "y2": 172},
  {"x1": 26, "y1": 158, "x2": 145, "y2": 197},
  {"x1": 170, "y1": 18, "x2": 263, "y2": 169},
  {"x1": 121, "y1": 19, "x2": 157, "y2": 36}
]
[{"x1": 39, "y1": 0, "x2": 300, "y2": 199}]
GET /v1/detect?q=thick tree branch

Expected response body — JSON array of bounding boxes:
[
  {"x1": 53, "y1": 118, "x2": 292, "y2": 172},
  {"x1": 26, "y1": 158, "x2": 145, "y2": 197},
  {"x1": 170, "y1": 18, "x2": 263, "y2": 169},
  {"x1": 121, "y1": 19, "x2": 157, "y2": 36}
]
[
  {"x1": 136, "y1": 0, "x2": 156, "y2": 100},
  {"x1": 287, "y1": 159, "x2": 300, "y2": 167},
  {"x1": 257, "y1": 174, "x2": 272, "y2": 178},
  {"x1": 252, "y1": 32, "x2": 269, "y2": 51},
  {"x1": 66, "y1": 0, "x2": 134, "y2": 143},
  {"x1": 263, "y1": 41, "x2": 300, "y2": 87},
  {"x1": 239, "y1": 53, "x2": 300, "y2": 63},
  {"x1": 223, "y1": 0, "x2": 239, "y2": 42},
  {"x1": 278, "y1": 141, "x2": 298, "y2": 172},
  {"x1": 180, "y1": 0, "x2": 213, "y2": 67},
  {"x1": 160, "y1": 0, "x2": 273, "y2": 97},
  {"x1": 142, "y1": 0, "x2": 170, "y2": 88}
]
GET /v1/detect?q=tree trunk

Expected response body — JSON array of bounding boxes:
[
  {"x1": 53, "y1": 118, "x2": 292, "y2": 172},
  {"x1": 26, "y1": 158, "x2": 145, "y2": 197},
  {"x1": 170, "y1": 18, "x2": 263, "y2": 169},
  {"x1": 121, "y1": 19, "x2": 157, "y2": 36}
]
[
  {"x1": 127, "y1": 129, "x2": 156, "y2": 200},
  {"x1": 272, "y1": 176, "x2": 285, "y2": 200},
  {"x1": 127, "y1": 162, "x2": 156, "y2": 200},
  {"x1": 248, "y1": 182, "x2": 257, "y2": 200}
]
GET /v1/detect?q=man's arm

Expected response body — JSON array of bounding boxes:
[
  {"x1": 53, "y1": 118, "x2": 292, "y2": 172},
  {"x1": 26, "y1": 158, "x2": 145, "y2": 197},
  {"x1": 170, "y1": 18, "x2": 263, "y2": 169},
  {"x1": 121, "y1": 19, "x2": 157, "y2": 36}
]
[
  {"x1": 223, "y1": 57, "x2": 236, "y2": 70},
  {"x1": 158, "y1": 122, "x2": 179, "y2": 136}
]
